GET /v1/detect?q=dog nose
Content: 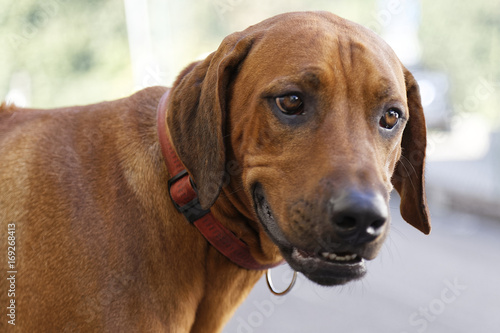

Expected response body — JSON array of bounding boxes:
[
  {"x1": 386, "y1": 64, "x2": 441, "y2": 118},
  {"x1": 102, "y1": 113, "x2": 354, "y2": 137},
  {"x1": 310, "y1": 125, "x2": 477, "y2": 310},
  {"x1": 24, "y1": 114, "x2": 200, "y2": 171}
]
[{"x1": 330, "y1": 190, "x2": 388, "y2": 244}]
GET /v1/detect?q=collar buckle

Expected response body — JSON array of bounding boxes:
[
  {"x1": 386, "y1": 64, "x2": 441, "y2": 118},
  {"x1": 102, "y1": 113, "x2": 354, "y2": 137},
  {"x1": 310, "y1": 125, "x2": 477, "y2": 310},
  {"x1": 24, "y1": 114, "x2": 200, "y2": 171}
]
[{"x1": 168, "y1": 170, "x2": 210, "y2": 224}]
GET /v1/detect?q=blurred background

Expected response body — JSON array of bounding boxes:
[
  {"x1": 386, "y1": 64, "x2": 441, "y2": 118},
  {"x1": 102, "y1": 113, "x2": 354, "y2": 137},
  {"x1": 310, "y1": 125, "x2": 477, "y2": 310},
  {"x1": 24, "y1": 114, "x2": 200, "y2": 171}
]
[{"x1": 1, "y1": 0, "x2": 499, "y2": 332}]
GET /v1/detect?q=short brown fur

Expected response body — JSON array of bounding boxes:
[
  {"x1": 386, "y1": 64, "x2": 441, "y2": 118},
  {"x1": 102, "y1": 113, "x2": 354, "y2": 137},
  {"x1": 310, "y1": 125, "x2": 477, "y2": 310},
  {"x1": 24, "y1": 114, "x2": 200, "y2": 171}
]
[{"x1": 0, "y1": 11, "x2": 429, "y2": 332}]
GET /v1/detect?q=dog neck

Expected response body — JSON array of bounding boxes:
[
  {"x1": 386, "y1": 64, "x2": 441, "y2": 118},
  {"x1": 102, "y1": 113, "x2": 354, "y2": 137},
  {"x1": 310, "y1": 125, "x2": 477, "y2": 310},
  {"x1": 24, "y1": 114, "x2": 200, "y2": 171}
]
[{"x1": 156, "y1": 91, "x2": 282, "y2": 270}]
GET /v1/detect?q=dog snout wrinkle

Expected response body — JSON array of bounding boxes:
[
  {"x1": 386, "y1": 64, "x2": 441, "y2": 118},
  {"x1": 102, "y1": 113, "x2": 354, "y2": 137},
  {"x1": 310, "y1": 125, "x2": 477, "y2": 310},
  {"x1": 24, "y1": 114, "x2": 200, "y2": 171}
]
[{"x1": 330, "y1": 190, "x2": 388, "y2": 245}]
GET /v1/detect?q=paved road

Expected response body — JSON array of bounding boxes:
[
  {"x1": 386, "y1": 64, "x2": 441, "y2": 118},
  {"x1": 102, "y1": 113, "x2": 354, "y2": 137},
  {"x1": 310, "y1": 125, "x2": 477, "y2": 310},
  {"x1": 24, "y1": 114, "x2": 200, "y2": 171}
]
[{"x1": 223, "y1": 198, "x2": 500, "y2": 333}]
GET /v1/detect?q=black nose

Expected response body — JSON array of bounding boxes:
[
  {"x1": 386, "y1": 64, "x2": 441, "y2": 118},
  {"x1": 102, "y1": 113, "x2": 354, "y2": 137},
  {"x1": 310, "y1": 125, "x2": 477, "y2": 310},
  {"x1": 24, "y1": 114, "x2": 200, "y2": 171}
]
[{"x1": 330, "y1": 190, "x2": 388, "y2": 244}]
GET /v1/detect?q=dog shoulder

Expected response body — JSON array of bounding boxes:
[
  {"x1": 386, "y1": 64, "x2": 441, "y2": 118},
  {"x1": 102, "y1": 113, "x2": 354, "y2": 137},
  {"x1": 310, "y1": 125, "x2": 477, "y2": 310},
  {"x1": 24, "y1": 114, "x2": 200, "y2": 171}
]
[{"x1": 129, "y1": 86, "x2": 170, "y2": 106}]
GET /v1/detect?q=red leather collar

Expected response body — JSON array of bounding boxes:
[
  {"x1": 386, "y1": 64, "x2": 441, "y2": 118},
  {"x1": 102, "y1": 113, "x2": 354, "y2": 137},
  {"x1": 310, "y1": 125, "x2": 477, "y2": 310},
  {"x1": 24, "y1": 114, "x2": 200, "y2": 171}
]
[{"x1": 157, "y1": 91, "x2": 280, "y2": 270}]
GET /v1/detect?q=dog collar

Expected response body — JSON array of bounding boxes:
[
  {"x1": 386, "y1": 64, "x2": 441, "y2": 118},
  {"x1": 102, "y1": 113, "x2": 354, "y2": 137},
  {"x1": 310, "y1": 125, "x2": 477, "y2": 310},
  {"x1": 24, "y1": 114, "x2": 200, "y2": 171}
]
[{"x1": 157, "y1": 91, "x2": 280, "y2": 270}]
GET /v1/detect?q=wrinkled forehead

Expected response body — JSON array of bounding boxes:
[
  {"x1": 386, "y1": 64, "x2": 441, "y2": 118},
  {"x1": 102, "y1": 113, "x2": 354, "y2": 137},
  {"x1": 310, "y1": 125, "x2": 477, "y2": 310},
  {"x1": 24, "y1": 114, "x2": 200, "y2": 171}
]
[{"x1": 240, "y1": 12, "x2": 406, "y2": 95}]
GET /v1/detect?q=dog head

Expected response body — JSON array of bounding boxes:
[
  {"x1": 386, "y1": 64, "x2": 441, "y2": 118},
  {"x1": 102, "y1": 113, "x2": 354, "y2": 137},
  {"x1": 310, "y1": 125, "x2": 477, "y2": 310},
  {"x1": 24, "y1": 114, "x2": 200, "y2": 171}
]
[{"x1": 167, "y1": 11, "x2": 430, "y2": 285}]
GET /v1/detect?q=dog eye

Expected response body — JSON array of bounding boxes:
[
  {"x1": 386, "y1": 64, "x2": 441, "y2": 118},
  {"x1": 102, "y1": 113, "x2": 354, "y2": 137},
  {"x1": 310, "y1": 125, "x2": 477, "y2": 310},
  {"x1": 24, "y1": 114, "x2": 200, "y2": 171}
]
[
  {"x1": 379, "y1": 108, "x2": 401, "y2": 129},
  {"x1": 275, "y1": 94, "x2": 304, "y2": 115}
]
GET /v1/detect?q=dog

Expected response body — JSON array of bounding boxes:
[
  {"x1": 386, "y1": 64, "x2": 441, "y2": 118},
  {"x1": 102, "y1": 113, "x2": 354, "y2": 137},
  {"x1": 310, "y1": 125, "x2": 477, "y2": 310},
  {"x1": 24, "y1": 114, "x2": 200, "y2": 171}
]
[{"x1": 0, "y1": 11, "x2": 430, "y2": 332}]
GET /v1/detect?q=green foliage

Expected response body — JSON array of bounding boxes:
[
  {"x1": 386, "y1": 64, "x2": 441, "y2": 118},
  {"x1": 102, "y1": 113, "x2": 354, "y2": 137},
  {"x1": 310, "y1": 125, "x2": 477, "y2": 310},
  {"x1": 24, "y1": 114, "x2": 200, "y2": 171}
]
[
  {"x1": 1, "y1": 0, "x2": 130, "y2": 107},
  {"x1": 420, "y1": 0, "x2": 500, "y2": 123}
]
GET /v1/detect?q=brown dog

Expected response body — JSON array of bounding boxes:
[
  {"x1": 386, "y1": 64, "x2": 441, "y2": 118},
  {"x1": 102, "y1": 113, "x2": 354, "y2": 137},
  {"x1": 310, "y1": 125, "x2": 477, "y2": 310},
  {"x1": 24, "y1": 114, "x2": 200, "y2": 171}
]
[{"x1": 0, "y1": 11, "x2": 430, "y2": 332}]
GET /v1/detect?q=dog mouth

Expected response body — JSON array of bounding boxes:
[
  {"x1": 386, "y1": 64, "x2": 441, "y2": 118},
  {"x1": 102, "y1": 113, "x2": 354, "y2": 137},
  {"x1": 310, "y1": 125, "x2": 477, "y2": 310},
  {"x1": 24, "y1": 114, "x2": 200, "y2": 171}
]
[
  {"x1": 253, "y1": 184, "x2": 366, "y2": 286},
  {"x1": 294, "y1": 248, "x2": 361, "y2": 264}
]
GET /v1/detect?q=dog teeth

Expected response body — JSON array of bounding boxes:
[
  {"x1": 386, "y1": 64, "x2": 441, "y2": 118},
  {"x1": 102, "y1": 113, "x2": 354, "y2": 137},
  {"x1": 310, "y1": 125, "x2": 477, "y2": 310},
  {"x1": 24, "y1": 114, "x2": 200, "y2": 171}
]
[{"x1": 321, "y1": 252, "x2": 357, "y2": 262}]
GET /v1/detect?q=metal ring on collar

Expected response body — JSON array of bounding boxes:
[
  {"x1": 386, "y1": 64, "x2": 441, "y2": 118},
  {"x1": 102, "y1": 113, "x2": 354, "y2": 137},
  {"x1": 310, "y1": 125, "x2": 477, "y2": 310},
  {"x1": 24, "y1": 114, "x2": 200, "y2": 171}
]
[{"x1": 265, "y1": 268, "x2": 297, "y2": 296}]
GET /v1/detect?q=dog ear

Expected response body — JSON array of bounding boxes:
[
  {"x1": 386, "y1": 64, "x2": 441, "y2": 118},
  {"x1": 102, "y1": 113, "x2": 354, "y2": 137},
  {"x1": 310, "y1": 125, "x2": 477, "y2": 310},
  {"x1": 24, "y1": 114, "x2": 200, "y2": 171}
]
[
  {"x1": 165, "y1": 33, "x2": 254, "y2": 209},
  {"x1": 391, "y1": 68, "x2": 431, "y2": 234}
]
